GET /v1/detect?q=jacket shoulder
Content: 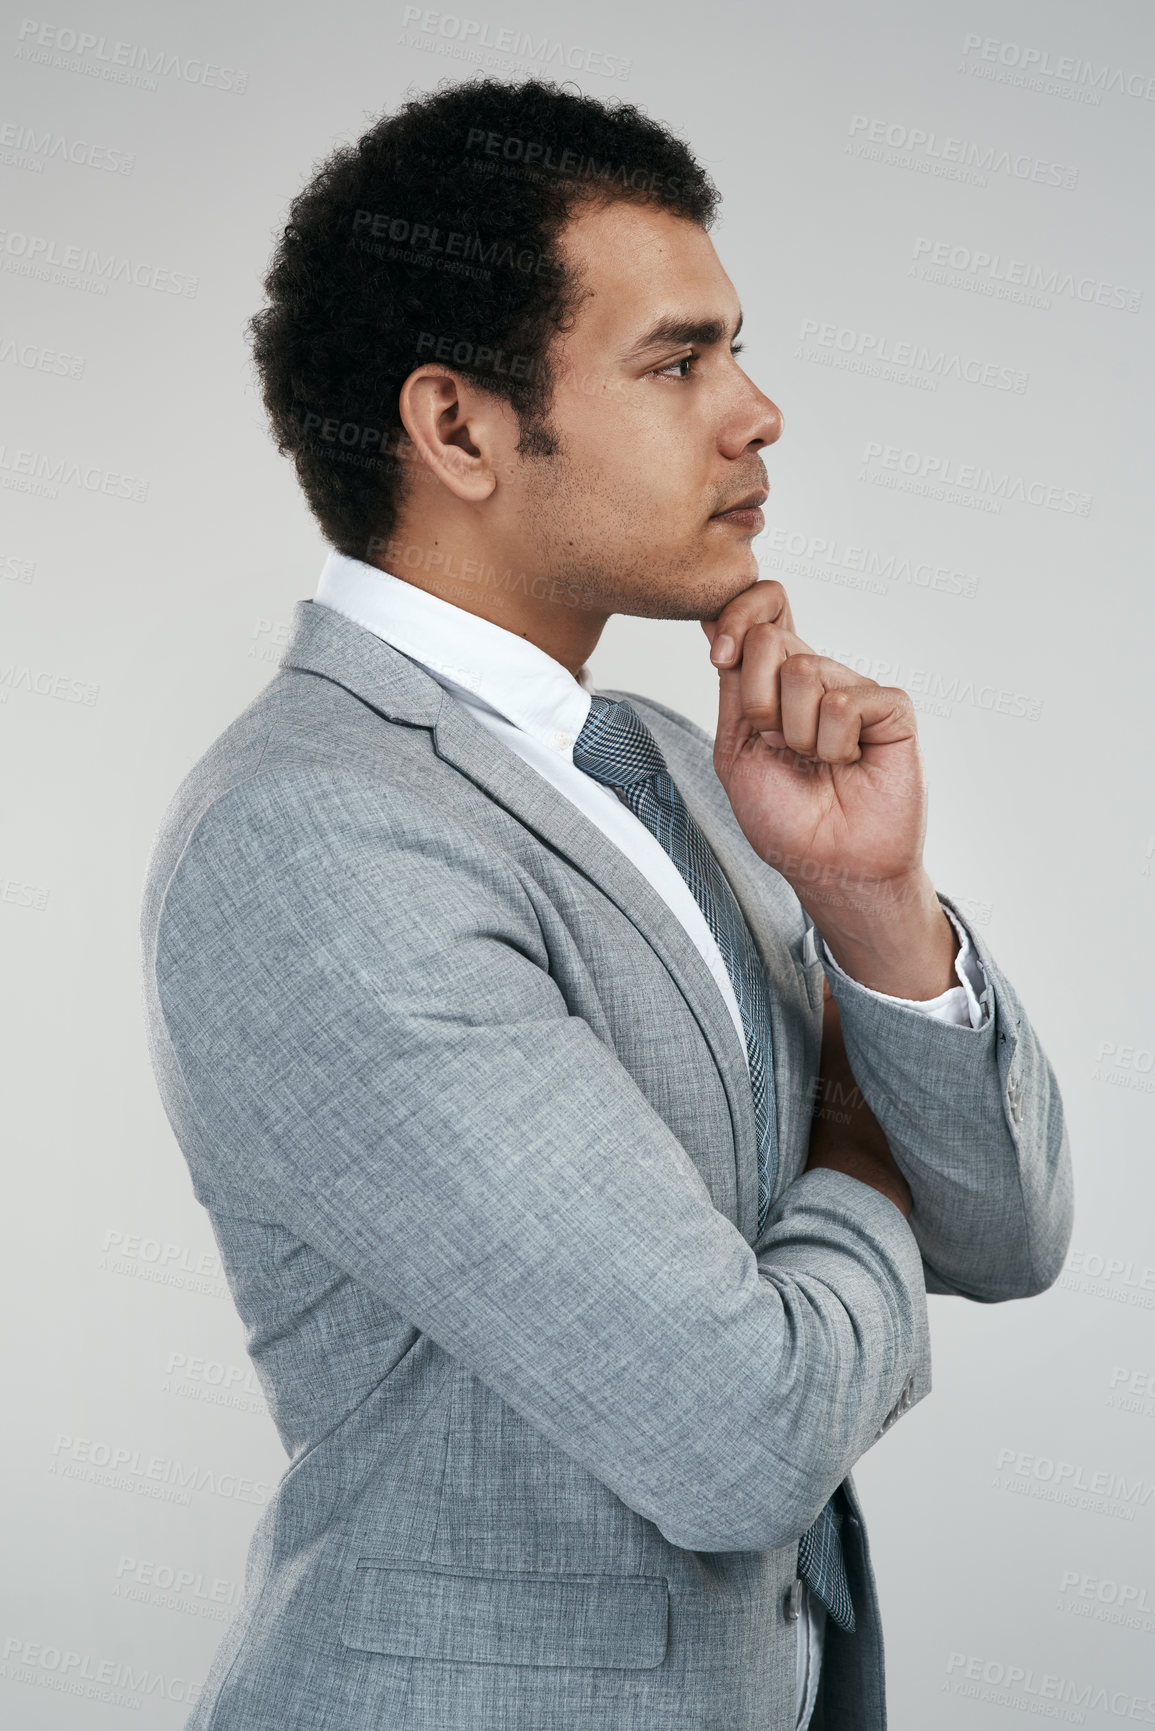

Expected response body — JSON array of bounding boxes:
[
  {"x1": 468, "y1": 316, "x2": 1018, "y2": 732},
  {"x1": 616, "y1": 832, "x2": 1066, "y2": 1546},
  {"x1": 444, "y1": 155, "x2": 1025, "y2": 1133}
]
[{"x1": 138, "y1": 669, "x2": 435, "y2": 947}]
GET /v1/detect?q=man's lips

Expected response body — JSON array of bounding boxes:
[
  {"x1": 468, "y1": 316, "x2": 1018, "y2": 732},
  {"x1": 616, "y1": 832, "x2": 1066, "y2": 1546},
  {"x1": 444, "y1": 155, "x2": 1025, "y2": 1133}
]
[{"x1": 710, "y1": 490, "x2": 768, "y2": 530}]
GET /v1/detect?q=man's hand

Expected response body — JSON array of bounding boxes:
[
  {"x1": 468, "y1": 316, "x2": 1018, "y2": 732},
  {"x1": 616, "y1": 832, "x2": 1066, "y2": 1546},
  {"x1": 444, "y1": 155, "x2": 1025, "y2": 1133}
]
[
  {"x1": 805, "y1": 981, "x2": 912, "y2": 1219},
  {"x1": 700, "y1": 580, "x2": 957, "y2": 1001}
]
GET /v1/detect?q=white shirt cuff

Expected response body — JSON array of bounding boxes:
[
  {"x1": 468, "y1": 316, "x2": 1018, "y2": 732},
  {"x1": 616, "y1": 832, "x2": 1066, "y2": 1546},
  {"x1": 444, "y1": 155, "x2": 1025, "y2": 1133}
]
[{"x1": 820, "y1": 901, "x2": 990, "y2": 1029}]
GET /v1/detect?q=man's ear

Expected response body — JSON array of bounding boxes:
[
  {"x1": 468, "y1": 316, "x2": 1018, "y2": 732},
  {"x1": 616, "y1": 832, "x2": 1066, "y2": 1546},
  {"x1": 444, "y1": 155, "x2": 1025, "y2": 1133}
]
[{"x1": 397, "y1": 365, "x2": 510, "y2": 504}]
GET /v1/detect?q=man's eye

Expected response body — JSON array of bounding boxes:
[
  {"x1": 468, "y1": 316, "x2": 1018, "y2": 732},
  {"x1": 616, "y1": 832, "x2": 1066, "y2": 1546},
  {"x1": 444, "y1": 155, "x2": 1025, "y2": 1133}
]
[
  {"x1": 654, "y1": 353, "x2": 697, "y2": 379},
  {"x1": 653, "y1": 342, "x2": 746, "y2": 380}
]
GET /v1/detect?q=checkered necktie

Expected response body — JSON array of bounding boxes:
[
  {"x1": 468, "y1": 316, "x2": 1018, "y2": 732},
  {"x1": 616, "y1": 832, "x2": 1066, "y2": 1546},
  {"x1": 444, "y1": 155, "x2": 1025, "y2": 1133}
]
[{"x1": 572, "y1": 693, "x2": 855, "y2": 1633}]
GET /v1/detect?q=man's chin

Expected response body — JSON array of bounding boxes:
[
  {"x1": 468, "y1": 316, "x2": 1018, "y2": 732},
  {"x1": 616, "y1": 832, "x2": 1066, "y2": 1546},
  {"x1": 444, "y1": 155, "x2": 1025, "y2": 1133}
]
[
  {"x1": 693, "y1": 552, "x2": 763, "y2": 620},
  {"x1": 558, "y1": 544, "x2": 762, "y2": 622},
  {"x1": 629, "y1": 552, "x2": 763, "y2": 623}
]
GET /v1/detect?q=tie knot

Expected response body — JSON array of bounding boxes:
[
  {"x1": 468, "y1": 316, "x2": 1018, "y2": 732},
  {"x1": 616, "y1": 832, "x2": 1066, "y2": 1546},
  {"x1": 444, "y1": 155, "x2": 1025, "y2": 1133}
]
[{"x1": 573, "y1": 695, "x2": 669, "y2": 791}]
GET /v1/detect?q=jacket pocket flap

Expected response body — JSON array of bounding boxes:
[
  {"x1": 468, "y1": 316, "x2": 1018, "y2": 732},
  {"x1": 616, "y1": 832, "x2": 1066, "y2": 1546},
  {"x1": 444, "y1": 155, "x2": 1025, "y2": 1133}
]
[{"x1": 341, "y1": 1561, "x2": 669, "y2": 1669}]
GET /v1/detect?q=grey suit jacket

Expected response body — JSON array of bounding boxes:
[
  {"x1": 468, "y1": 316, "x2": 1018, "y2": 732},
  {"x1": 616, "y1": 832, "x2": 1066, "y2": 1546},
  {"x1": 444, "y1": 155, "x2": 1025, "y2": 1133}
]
[{"x1": 138, "y1": 598, "x2": 1073, "y2": 1731}]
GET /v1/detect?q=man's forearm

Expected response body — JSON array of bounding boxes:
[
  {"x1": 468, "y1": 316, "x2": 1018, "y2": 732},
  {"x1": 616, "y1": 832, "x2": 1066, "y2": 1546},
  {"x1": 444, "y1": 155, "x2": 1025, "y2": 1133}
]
[{"x1": 804, "y1": 985, "x2": 912, "y2": 1219}]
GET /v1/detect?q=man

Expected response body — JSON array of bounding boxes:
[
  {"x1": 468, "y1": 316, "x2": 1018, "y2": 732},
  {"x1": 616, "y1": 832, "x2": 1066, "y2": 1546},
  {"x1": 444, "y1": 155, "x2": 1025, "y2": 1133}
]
[{"x1": 139, "y1": 77, "x2": 1073, "y2": 1730}]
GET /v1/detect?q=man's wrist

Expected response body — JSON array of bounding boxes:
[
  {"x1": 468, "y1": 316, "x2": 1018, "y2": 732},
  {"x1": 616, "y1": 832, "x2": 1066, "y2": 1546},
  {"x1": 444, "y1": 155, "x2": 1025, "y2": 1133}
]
[{"x1": 800, "y1": 868, "x2": 960, "y2": 1000}]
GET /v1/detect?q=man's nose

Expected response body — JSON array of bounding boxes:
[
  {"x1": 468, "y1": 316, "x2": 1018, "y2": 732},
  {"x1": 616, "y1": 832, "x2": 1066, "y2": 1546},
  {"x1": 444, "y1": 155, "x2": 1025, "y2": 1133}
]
[
  {"x1": 722, "y1": 388, "x2": 783, "y2": 457},
  {"x1": 756, "y1": 394, "x2": 784, "y2": 447}
]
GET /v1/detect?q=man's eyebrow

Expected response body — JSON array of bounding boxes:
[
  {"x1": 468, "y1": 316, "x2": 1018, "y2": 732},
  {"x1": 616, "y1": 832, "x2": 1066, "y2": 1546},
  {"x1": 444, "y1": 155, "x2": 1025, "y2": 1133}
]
[{"x1": 620, "y1": 306, "x2": 744, "y2": 362}]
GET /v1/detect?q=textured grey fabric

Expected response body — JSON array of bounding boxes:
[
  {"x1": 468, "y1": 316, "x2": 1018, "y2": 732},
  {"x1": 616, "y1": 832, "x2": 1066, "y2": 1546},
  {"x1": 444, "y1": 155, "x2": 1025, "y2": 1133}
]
[{"x1": 138, "y1": 599, "x2": 1074, "y2": 1731}]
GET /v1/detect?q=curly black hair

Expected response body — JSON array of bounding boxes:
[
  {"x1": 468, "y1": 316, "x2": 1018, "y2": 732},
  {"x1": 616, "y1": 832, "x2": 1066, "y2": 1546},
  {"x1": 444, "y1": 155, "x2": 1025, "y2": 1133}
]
[{"x1": 248, "y1": 77, "x2": 721, "y2": 558}]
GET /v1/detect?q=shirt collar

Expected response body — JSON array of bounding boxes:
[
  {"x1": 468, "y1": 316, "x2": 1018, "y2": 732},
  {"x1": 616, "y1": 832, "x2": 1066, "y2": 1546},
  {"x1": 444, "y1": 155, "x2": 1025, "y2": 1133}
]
[{"x1": 313, "y1": 550, "x2": 596, "y2": 752}]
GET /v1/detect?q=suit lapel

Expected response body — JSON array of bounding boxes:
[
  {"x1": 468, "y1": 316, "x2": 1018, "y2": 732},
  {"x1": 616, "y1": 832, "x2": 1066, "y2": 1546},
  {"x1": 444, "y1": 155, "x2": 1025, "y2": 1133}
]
[{"x1": 280, "y1": 600, "x2": 759, "y2": 1242}]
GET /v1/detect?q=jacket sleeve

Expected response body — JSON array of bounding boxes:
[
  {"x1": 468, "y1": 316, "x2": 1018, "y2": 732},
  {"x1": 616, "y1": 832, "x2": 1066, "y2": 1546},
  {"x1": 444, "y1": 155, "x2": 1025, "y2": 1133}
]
[
  {"x1": 819, "y1": 889, "x2": 1074, "y2": 1303},
  {"x1": 147, "y1": 763, "x2": 934, "y2": 1555}
]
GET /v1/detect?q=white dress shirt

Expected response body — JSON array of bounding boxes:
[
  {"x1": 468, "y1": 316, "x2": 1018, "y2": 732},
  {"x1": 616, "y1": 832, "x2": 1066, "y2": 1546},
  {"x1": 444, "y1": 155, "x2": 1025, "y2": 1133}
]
[{"x1": 312, "y1": 550, "x2": 991, "y2": 1729}]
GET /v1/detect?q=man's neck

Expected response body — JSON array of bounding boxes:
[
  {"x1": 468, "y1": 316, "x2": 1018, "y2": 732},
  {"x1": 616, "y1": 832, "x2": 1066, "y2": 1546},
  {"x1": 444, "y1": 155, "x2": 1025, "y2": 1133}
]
[{"x1": 366, "y1": 534, "x2": 608, "y2": 681}]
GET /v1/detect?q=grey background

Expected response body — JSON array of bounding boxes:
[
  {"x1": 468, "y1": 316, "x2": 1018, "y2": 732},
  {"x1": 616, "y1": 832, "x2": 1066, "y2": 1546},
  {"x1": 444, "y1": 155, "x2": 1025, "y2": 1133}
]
[{"x1": 2, "y1": 0, "x2": 1153, "y2": 1723}]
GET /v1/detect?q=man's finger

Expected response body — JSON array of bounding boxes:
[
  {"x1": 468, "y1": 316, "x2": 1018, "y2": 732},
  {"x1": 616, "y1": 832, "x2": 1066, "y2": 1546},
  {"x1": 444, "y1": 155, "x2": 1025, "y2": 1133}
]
[
  {"x1": 722, "y1": 631, "x2": 854, "y2": 741},
  {"x1": 701, "y1": 579, "x2": 795, "y2": 661},
  {"x1": 787, "y1": 679, "x2": 916, "y2": 761}
]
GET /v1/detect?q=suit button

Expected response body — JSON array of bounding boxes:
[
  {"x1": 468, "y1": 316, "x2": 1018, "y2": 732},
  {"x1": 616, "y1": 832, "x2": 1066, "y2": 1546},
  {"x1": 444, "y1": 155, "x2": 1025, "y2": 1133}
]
[{"x1": 785, "y1": 1578, "x2": 803, "y2": 1622}]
